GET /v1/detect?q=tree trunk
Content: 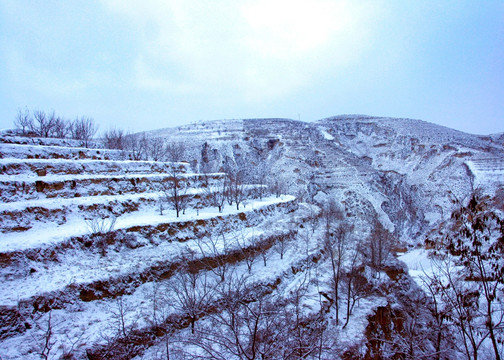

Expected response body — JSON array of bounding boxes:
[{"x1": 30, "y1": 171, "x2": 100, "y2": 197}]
[
  {"x1": 343, "y1": 277, "x2": 352, "y2": 329},
  {"x1": 434, "y1": 318, "x2": 443, "y2": 360},
  {"x1": 329, "y1": 250, "x2": 339, "y2": 325},
  {"x1": 488, "y1": 314, "x2": 501, "y2": 360}
]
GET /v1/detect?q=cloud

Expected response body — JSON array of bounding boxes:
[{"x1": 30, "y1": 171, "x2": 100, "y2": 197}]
[
  {"x1": 102, "y1": 0, "x2": 378, "y2": 101},
  {"x1": 241, "y1": 0, "x2": 349, "y2": 57},
  {"x1": 2, "y1": 45, "x2": 99, "y2": 99},
  {"x1": 0, "y1": 0, "x2": 135, "y2": 101}
]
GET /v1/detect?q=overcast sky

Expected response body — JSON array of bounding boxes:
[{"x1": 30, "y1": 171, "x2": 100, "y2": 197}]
[{"x1": 0, "y1": 0, "x2": 503, "y2": 135}]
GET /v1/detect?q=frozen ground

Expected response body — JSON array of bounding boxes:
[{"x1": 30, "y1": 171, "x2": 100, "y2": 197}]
[
  {"x1": 0, "y1": 196, "x2": 295, "y2": 306},
  {"x1": 1, "y1": 116, "x2": 503, "y2": 359}
]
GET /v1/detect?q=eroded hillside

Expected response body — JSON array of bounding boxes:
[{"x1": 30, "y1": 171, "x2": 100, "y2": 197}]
[
  {"x1": 146, "y1": 116, "x2": 504, "y2": 242},
  {"x1": 1, "y1": 116, "x2": 503, "y2": 359}
]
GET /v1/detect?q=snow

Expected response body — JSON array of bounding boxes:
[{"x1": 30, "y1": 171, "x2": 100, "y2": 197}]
[
  {"x1": 466, "y1": 159, "x2": 504, "y2": 191},
  {"x1": 0, "y1": 191, "x2": 159, "y2": 212},
  {"x1": 0, "y1": 197, "x2": 295, "y2": 307},
  {"x1": 2, "y1": 117, "x2": 504, "y2": 359},
  {"x1": 397, "y1": 248, "x2": 433, "y2": 279},
  {"x1": 0, "y1": 157, "x2": 186, "y2": 166},
  {"x1": 320, "y1": 128, "x2": 335, "y2": 140},
  {"x1": 0, "y1": 195, "x2": 295, "y2": 253},
  {"x1": 0, "y1": 141, "x2": 121, "y2": 158},
  {"x1": 0, "y1": 197, "x2": 301, "y2": 359},
  {"x1": 0, "y1": 171, "x2": 208, "y2": 183}
]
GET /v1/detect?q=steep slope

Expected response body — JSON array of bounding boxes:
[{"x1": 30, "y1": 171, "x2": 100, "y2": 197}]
[
  {"x1": 317, "y1": 115, "x2": 504, "y2": 229},
  {"x1": 145, "y1": 119, "x2": 394, "y2": 241},
  {"x1": 147, "y1": 115, "x2": 504, "y2": 243}
]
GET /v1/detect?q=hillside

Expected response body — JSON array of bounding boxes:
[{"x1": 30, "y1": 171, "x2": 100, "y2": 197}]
[
  {"x1": 146, "y1": 115, "x2": 504, "y2": 241},
  {"x1": 0, "y1": 115, "x2": 503, "y2": 359}
]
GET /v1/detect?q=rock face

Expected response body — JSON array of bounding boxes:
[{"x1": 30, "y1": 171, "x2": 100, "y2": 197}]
[{"x1": 146, "y1": 115, "x2": 504, "y2": 243}]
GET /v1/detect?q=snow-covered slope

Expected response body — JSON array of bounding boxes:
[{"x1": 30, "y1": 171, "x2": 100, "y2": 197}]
[
  {"x1": 317, "y1": 116, "x2": 504, "y2": 226},
  {"x1": 1, "y1": 116, "x2": 503, "y2": 359},
  {"x1": 0, "y1": 136, "x2": 310, "y2": 359},
  {"x1": 146, "y1": 116, "x2": 503, "y2": 243}
]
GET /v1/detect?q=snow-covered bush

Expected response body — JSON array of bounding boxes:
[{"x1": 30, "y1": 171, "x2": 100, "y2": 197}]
[{"x1": 85, "y1": 214, "x2": 117, "y2": 234}]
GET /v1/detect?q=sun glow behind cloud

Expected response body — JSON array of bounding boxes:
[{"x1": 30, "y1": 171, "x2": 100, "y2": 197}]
[
  {"x1": 2, "y1": 0, "x2": 501, "y2": 133},
  {"x1": 242, "y1": 0, "x2": 349, "y2": 56},
  {"x1": 102, "y1": 0, "x2": 376, "y2": 101}
]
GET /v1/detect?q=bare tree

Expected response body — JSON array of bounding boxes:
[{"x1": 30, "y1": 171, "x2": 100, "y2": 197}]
[
  {"x1": 159, "y1": 173, "x2": 190, "y2": 218},
  {"x1": 168, "y1": 266, "x2": 215, "y2": 334},
  {"x1": 225, "y1": 174, "x2": 234, "y2": 207},
  {"x1": 322, "y1": 199, "x2": 343, "y2": 229},
  {"x1": 33, "y1": 110, "x2": 55, "y2": 137},
  {"x1": 196, "y1": 227, "x2": 232, "y2": 283},
  {"x1": 223, "y1": 157, "x2": 247, "y2": 210},
  {"x1": 257, "y1": 236, "x2": 271, "y2": 267},
  {"x1": 122, "y1": 133, "x2": 146, "y2": 160},
  {"x1": 324, "y1": 221, "x2": 353, "y2": 326},
  {"x1": 253, "y1": 160, "x2": 270, "y2": 199},
  {"x1": 342, "y1": 246, "x2": 368, "y2": 329},
  {"x1": 236, "y1": 227, "x2": 257, "y2": 274},
  {"x1": 103, "y1": 127, "x2": 127, "y2": 150},
  {"x1": 203, "y1": 176, "x2": 227, "y2": 213},
  {"x1": 178, "y1": 187, "x2": 191, "y2": 216},
  {"x1": 85, "y1": 208, "x2": 117, "y2": 234},
  {"x1": 192, "y1": 282, "x2": 286, "y2": 360},
  {"x1": 31, "y1": 310, "x2": 55, "y2": 360},
  {"x1": 282, "y1": 271, "x2": 329, "y2": 360},
  {"x1": 201, "y1": 155, "x2": 227, "y2": 213},
  {"x1": 59, "y1": 327, "x2": 88, "y2": 360},
  {"x1": 161, "y1": 143, "x2": 187, "y2": 217},
  {"x1": 229, "y1": 170, "x2": 247, "y2": 210},
  {"x1": 319, "y1": 199, "x2": 358, "y2": 326},
  {"x1": 46, "y1": 111, "x2": 58, "y2": 137},
  {"x1": 145, "y1": 282, "x2": 162, "y2": 328},
  {"x1": 147, "y1": 136, "x2": 168, "y2": 161},
  {"x1": 360, "y1": 219, "x2": 396, "y2": 276},
  {"x1": 274, "y1": 231, "x2": 295, "y2": 260},
  {"x1": 84, "y1": 208, "x2": 117, "y2": 256},
  {"x1": 159, "y1": 179, "x2": 182, "y2": 218},
  {"x1": 166, "y1": 142, "x2": 185, "y2": 163},
  {"x1": 52, "y1": 115, "x2": 69, "y2": 138},
  {"x1": 158, "y1": 193, "x2": 166, "y2": 215},
  {"x1": 189, "y1": 272, "x2": 331, "y2": 360},
  {"x1": 72, "y1": 116, "x2": 98, "y2": 146},
  {"x1": 96, "y1": 296, "x2": 141, "y2": 360},
  {"x1": 113, "y1": 297, "x2": 132, "y2": 339},
  {"x1": 269, "y1": 177, "x2": 286, "y2": 198},
  {"x1": 13, "y1": 108, "x2": 100, "y2": 142},
  {"x1": 14, "y1": 107, "x2": 33, "y2": 135}
]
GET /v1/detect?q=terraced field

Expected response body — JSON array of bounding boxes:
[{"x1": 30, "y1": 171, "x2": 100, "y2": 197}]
[
  {"x1": 0, "y1": 136, "x2": 329, "y2": 359},
  {"x1": 3, "y1": 116, "x2": 500, "y2": 359}
]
